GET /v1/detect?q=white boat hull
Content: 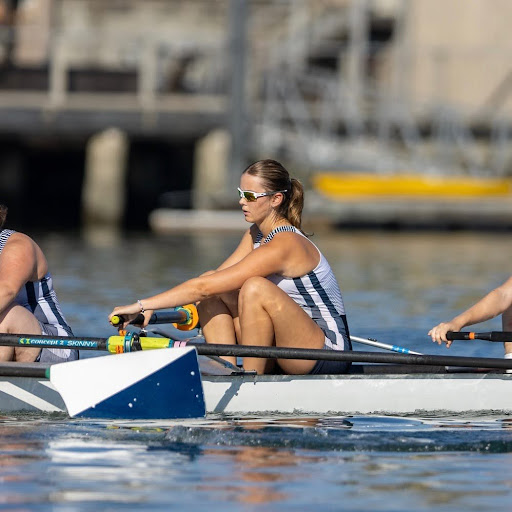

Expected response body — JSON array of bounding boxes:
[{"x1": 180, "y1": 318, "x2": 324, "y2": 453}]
[
  {"x1": 1, "y1": 370, "x2": 512, "y2": 416},
  {"x1": 203, "y1": 372, "x2": 512, "y2": 415},
  {"x1": 0, "y1": 376, "x2": 65, "y2": 413}
]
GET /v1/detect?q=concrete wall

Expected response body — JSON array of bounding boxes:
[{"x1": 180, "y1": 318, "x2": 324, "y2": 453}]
[{"x1": 389, "y1": 0, "x2": 512, "y2": 117}]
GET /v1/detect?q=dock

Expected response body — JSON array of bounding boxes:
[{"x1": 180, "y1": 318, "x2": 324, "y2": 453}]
[
  {"x1": 304, "y1": 193, "x2": 512, "y2": 230},
  {"x1": 149, "y1": 171, "x2": 512, "y2": 233},
  {"x1": 149, "y1": 194, "x2": 512, "y2": 234}
]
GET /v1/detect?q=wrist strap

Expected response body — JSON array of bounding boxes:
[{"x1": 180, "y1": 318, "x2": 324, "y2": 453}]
[{"x1": 137, "y1": 299, "x2": 145, "y2": 313}]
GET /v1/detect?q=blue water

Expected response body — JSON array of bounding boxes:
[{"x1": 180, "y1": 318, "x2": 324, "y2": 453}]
[
  {"x1": 3, "y1": 230, "x2": 512, "y2": 510},
  {"x1": 3, "y1": 414, "x2": 512, "y2": 510}
]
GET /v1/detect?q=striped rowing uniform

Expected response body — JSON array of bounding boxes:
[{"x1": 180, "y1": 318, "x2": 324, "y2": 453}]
[
  {"x1": 254, "y1": 225, "x2": 351, "y2": 373},
  {"x1": 0, "y1": 229, "x2": 78, "y2": 363}
]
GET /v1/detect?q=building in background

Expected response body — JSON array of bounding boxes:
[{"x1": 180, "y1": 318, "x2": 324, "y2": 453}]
[{"x1": 1, "y1": 0, "x2": 511, "y2": 228}]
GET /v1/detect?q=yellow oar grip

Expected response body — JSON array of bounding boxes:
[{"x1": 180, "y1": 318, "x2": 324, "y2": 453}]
[{"x1": 111, "y1": 315, "x2": 122, "y2": 326}]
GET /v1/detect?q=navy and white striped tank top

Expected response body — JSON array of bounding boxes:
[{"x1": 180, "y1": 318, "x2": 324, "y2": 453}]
[
  {"x1": 0, "y1": 229, "x2": 73, "y2": 337},
  {"x1": 254, "y1": 226, "x2": 350, "y2": 351}
]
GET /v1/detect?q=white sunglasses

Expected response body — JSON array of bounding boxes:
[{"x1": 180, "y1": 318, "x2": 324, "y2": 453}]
[{"x1": 237, "y1": 187, "x2": 287, "y2": 202}]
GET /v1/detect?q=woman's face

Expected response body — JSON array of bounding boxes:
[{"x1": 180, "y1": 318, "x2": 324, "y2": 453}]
[{"x1": 238, "y1": 174, "x2": 275, "y2": 225}]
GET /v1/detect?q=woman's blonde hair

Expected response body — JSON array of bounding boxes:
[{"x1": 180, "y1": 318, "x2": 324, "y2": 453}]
[{"x1": 243, "y1": 159, "x2": 304, "y2": 231}]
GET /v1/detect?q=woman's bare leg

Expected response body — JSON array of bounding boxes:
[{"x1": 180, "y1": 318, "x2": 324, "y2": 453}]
[
  {"x1": 238, "y1": 277, "x2": 325, "y2": 374},
  {"x1": 198, "y1": 290, "x2": 240, "y2": 366},
  {"x1": 0, "y1": 304, "x2": 42, "y2": 362}
]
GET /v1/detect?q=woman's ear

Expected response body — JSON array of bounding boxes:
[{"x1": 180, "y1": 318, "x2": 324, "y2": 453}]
[{"x1": 271, "y1": 192, "x2": 284, "y2": 207}]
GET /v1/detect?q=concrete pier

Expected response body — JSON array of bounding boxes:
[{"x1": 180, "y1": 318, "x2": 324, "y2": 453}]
[{"x1": 82, "y1": 128, "x2": 129, "y2": 230}]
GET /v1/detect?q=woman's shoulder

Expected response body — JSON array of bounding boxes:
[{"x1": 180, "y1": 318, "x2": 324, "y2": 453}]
[
  {"x1": 4, "y1": 231, "x2": 34, "y2": 247},
  {"x1": 1, "y1": 231, "x2": 48, "y2": 276},
  {"x1": 264, "y1": 226, "x2": 306, "y2": 245},
  {"x1": 2, "y1": 231, "x2": 43, "y2": 261}
]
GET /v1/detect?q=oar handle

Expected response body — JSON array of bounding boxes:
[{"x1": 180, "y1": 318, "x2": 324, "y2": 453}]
[
  {"x1": 446, "y1": 331, "x2": 512, "y2": 342},
  {"x1": 111, "y1": 304, "x2": 199, "y2": 331}
]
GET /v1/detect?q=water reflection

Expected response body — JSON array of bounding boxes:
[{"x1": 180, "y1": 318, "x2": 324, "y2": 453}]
[
  {"x1": 2, "y1": 414, "x2": 512, "y2": 508},
  {"x1": 205, "y1": 445, "x2": 325, "y2": 505}
]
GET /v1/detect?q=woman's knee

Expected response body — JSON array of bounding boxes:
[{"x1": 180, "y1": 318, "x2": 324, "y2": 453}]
[
  {"x1": 240, "y1": 276, "x2": 271, "y2": 296},
  {"x1": 239, "y1": 277, "x2": 281, "y2": 313},
  {"x1": 0, "y1": 304, "x2": 41, "y2": 334},
  {"x1": 0, "y1": 303, "x2": 19, "y2": 331}
]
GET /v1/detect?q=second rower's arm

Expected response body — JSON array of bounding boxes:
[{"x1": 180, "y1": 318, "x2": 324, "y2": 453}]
[
  {"x1": 109, "y1": 235, "x2": 291, "y2": 324},
  {"x1": 430, "y1": 276, "x2": 512, "y2": 345},
  {"x1": 451, "y1": 277, "x2": 512, "y2": 327}
]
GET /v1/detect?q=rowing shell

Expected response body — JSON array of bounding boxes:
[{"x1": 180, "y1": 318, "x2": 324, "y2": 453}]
[{"x1": 1, "y1": 350, "x2": 511, "y2": 417}]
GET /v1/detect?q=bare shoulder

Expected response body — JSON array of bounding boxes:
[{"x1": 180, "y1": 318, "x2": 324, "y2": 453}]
[
  {"x1": 4, "y1": 231, "x2": 35, "y2": 250},
  {"x1": 268, "y1": 230, "x2": 320, "y2": 267},
  {"x1": 2, "y1": 232, "x2": 47, "y2": 277},
  {"x1": 269, "y1": 230, "x2": 311, "y2": 249}
]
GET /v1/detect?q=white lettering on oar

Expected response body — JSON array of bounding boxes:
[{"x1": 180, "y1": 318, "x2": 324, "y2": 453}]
[{"x1": 19, "y1": 338, "x2": 99, "y2": 348}]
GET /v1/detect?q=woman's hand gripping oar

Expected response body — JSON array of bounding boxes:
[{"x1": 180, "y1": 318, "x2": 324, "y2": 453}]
[{"x1": 110, "y1": 304, "x2": 199, "y2": 332}]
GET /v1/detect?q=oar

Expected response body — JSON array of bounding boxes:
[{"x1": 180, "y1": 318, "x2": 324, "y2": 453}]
[
  {"x1": 1, "y1": 332, "x2": 512, "y2": 370},
  {"x1": 110, "y1": 304, "x2": 199, "y2": 331},
  {"x1": 180, "y1": 341, "x2": 512, "y2": 370},
  {"x1": 49, "y1": 348, "x2": 205, "y2": 419},
  {"x1": 447, "y1": 331, "x2": 512, "y2": 342},
  {"x1": 0, "y1": 331, "x2": 421, "y2": 355},
  {"x1": 350, "y1": 335, "x2": 422, "y2": 355}
]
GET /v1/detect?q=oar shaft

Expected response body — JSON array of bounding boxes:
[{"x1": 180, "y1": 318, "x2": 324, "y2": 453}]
[
  {"x1": 447, "y1": 331, "x2": 512, "y2": 342},
  {"x1": 2, "y1": 333, "x2": 512, "y2": 369},
  {"x1": 0, "y1": 361, "x2": 48, "y2": 378},
  {"x1": 350, "y1": 335, "x2": 422, "y2": 355},
  {"x1": 0, "y1": 333, "x2": 108, "y2": 350},
  {"x1": 188, "y1": 342, "x2": 512, "y2": 369}
]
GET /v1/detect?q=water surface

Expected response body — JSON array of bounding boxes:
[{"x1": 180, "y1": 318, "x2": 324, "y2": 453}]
[{"x1": 3, "y1": 229, "x2": 512, "y2": 510}]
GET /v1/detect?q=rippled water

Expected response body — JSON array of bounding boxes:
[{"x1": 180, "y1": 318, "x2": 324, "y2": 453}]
[{"x1": 3, "y1": 229, "x2": 512, "y2": 510}]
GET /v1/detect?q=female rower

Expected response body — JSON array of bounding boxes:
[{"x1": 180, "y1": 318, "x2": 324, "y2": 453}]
[
  {"x1": 429, "y1": 276, "x2": 512, "y2": 356},
  {"x1": 0, "y1": 204, "x2": 78, "y2": 363},
  {"x1": 109, "y1": 159, "x2": 352, "y2": 375}
]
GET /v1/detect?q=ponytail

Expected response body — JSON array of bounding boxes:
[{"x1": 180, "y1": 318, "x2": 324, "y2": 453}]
[{"x1": 282, "y1": 178, "x2": 304, "y2": 231}]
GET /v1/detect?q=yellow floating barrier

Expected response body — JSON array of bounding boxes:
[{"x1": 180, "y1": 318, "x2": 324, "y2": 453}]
[{"x1": 312, "y1": 172, "x2": 512, "y2": 199}]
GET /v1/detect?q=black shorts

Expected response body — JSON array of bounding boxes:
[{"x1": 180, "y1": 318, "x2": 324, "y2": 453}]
[
  {"x1": 310, "y1": 358, "x2": 351, "y2": 375},
  {"x1": 309, "y1": 332, "x2": 352, "y2": 375}
]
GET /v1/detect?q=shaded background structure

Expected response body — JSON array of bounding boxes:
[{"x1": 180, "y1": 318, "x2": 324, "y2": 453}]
[{"x1": 1, "y1": 0, "x2": 512, "y2": 230}]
